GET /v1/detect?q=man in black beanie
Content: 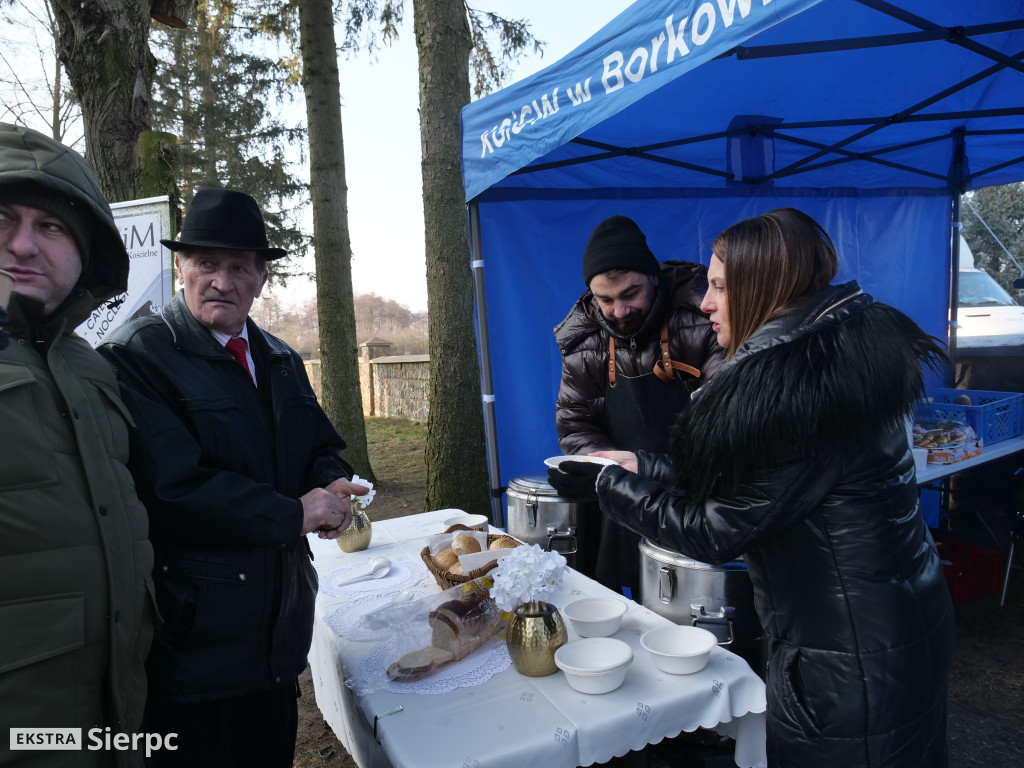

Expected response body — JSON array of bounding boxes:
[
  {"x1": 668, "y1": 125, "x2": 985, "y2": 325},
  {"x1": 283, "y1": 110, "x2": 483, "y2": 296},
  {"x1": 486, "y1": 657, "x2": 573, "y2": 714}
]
[{"x1": 552, "y1": 214, "x2": 725, "y2": 595}]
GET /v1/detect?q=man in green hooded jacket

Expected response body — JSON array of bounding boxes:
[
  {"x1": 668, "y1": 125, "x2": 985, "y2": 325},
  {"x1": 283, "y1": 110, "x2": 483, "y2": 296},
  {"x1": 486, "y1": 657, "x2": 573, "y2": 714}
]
[{"x1": 0, "y1": 123, "x2": 154, "y2": 767}]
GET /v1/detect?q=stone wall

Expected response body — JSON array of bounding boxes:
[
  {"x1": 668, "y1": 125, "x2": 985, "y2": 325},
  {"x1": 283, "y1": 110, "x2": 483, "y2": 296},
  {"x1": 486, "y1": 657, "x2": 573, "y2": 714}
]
[
  {"x1": 365, "y1": 355, "x2": 430, "y2": 421},
  {"x1": 304, "y1": 354, "x2": 430, "y2": 422}
]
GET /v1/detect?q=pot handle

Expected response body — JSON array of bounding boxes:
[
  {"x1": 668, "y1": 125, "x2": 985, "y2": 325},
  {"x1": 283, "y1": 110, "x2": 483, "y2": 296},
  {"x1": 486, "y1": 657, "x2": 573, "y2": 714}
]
[
  {"x1": 690, "y1": 603, "x2": 736, "y2": 646},
  {"x1": 526, "y1": 493, "x2": 538, "y2": 528},
  {"x1": 546, "y1": 526, "x2": 578, "y2": 555},
  {"x1": 658, "y1": 566, "x2": 676, "y2": 604}
]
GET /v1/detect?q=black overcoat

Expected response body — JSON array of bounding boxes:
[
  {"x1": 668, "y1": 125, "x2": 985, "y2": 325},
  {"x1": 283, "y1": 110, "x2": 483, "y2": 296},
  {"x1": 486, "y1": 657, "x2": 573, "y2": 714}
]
[
  {"x1": 598, "y1": 282, "x2": 954, "y2": 768},
  {"x1": 101, "y1": 292, "x2": 352, "y2": 702}
]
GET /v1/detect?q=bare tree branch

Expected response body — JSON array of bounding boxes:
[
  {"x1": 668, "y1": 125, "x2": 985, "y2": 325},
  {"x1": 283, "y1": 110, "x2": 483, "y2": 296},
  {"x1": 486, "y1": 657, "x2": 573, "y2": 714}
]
[{"x1": 0, "y1": 0, "x2": 81, "y2": 145}]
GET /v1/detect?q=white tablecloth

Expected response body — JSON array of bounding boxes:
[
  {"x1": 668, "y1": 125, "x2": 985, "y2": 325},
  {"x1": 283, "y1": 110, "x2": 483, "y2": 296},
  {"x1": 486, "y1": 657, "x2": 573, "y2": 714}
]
[{"x1": 307, "y1": 509, "x2": 768, "y2": 768}]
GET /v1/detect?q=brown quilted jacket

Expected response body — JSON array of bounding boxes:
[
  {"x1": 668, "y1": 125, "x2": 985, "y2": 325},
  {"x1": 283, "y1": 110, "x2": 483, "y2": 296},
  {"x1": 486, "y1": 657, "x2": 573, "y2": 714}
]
[{"x1": 553, "y1": 260, "x2": 726, "y2": 454}]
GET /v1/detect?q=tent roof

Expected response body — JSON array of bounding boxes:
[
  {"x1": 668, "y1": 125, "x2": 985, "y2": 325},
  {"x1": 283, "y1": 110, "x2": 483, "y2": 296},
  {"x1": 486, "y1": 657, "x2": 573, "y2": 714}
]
[{"x1": 461, "y1": 0, "x2": 1024, "y2": 202}]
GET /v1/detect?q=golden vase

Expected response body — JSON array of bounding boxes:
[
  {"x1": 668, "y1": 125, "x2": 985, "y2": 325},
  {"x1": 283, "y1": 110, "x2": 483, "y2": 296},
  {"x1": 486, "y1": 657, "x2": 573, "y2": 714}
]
[
  {"x1": 505, "y1": 600, "x2": 567, "y2": 677},
  {"x1": 336, "y1": 509, "x2": 372, "y2": 552}
]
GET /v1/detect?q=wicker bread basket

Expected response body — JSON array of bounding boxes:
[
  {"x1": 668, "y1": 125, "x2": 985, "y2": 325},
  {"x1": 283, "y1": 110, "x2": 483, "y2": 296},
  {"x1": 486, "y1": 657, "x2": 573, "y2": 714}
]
[{"x1": 421, "y1": 524, "x2": 521, "y2": 590}]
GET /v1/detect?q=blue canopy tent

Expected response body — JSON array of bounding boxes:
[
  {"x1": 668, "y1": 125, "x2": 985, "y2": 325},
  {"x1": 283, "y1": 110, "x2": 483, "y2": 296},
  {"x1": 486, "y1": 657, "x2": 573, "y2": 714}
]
[{"x1": 459, "y1": 0, "x2": 1024, "y2": 524}]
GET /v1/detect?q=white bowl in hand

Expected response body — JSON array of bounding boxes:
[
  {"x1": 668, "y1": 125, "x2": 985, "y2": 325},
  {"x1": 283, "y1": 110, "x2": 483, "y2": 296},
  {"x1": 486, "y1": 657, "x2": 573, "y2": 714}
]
[
  {"x1": 555, "y1": 637, "x2": 633, "y2": 694},
  {"x1": 544, "y1": 455, "x2": 617, "y2": 469},
  {"x1": 640, "y1": 625, "x2": 717, "y2": 675},
  {"x1": 442, "y1": 513, "x2": 489, "y2": 532},
  {"x1": 562, "y1": 597, "x2": 628, "y2": 638}
]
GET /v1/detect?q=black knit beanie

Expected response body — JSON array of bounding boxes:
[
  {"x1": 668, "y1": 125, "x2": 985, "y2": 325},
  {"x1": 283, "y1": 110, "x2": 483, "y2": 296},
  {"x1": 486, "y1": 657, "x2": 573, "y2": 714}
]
[
  {"x1": 582, "y1": 215, "x2": 659, "y2": 286},
  {"x1": 0, "y1": 182, "x2": 94, "y2": 268}
]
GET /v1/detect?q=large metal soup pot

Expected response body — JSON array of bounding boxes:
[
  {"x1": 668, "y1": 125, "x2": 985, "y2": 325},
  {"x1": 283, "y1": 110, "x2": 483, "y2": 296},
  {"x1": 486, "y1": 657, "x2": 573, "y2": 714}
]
[
  {"x1": 639, "y1": 539, "x2": 768, "y2": 678},
  {"x1": 505, "y1": 472, "x2": 597, "y2": 575}
]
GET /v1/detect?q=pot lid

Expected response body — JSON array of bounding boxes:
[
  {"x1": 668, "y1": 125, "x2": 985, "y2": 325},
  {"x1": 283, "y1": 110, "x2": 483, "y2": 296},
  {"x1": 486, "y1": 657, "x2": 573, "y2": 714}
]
[
  {"x1": 507, "y1": 472, "x2": 562, "y2": 496},
  {"x1": 639, "y1": 538, "x2": 747, "y2": 570}
]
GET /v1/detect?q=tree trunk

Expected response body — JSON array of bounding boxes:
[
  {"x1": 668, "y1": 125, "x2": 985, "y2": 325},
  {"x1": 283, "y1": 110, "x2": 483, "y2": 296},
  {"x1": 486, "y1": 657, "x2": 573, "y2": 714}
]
[
  {"x1": 413, "y1": 0, "x2": 489, "y2": 516},
  {"x1": 298, "y1": 0, "x2": 375, "y2": 482},
  {"x1": 196, "y1": 9, "x2": 219, "y2": 187},
  {"x1": 137, "y1": 130, "x2": 182, "y2": 233},
  {"x1": 47, "y1": 0, "x2": 153, "y2": 202}
]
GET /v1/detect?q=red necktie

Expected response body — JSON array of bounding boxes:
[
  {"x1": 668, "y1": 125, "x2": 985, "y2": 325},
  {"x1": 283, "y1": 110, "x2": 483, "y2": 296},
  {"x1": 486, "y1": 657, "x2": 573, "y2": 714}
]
[{"x1": 225, "y1": 337, "x2": 252, "y2": 381}]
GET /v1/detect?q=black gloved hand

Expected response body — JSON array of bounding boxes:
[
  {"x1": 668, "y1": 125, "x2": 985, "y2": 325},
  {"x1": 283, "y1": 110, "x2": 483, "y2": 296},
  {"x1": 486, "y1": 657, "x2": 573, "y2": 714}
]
[{"x1": 547, "y1": 460, "x2": 603, "y2": 499}]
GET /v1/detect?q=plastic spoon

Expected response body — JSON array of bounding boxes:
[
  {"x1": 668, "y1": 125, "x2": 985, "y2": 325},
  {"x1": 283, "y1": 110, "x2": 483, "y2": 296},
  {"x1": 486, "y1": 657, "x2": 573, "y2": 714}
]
[{"x1": 334, "y1": 557, "x2": 391, "y2": 587}]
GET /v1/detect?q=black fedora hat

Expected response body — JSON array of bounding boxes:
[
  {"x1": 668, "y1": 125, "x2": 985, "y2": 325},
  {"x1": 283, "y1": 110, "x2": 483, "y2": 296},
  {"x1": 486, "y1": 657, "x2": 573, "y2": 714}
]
[{"x1": 161, "y1": 187, "x2": 287, "y2": 260}]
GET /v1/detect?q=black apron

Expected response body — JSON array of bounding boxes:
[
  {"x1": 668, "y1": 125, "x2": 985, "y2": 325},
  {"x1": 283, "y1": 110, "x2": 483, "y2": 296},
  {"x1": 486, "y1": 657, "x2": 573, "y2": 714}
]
[{"x1": 592, "y1": 326, "x2": 695, "y2": 595}]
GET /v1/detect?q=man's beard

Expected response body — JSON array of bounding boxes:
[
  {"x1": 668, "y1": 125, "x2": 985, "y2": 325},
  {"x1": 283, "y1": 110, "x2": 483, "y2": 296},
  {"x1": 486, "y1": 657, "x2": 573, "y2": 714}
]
[{"x1": 608, "y1": 309, "x2": 648, "y2": 336}]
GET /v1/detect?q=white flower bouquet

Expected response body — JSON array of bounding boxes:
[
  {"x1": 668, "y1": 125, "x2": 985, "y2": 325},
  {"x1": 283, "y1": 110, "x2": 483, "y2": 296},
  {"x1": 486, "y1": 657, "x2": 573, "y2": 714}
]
[
  {"x1": 488, "y1": 543, "x2": 567, "y2": 613},
  {"x1": 350, "y1": 474, "x2": 376, "y2": 509}
]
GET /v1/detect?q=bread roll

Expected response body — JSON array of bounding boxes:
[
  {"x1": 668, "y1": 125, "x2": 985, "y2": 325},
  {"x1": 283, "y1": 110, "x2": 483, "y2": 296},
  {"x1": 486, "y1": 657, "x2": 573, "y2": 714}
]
[
  {"x1": 489, "y1": 537, "x2": 519, "y2": 550},
  {"x1": 434, "y1": 548, "x2": 458, "y2": 571},
  {"x1": 448, "y1": 562, "x2": 464, "y2": 575},
  {"x1": 452, "y1": 535, "x2": 482, "y2": 556}
]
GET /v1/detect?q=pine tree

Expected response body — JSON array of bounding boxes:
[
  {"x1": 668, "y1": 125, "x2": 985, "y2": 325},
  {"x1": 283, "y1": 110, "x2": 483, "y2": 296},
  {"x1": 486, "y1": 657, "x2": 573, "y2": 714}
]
[{"x1": 149, "y1": 0, "x2": 310, "y2": 277}]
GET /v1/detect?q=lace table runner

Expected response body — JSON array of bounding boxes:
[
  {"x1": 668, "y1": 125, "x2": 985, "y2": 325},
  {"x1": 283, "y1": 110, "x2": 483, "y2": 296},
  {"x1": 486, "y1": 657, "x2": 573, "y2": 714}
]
[
  {"x1": 319, "y1": 560, "x2": 422, "y2": 598},
  {"x1": 324, "y1": 587, "x2": 434, "y2": 643},
  {"x1": 360, "y1": 635, "x2": 511, "y2": 695}
]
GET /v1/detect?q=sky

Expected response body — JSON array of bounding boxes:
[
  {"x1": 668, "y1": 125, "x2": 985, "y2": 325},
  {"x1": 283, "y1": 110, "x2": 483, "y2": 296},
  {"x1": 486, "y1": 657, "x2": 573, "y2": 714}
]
[
  {"x1": 308, "y1": 0, "x2": 636, "y2": 313},
  {"x1": 0, "y1": 0, "x2": 635, "y2": 313}
]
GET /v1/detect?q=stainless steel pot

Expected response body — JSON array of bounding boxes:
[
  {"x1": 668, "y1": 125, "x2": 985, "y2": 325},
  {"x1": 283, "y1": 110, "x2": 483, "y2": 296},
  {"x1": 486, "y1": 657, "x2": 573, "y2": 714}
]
[
  {"x1": 505, "y1": 473, "x2": 597, "y2": 574},
  {"x1": 639, "y1": 539, "x2": 767, "y2": 677}
]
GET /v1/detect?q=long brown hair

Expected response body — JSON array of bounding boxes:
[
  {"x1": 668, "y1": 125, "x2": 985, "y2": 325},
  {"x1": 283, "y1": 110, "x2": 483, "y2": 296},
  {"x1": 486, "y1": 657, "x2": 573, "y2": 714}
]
[{"x1": 712, "y1": 208, "x2": 839, "y2": 357}]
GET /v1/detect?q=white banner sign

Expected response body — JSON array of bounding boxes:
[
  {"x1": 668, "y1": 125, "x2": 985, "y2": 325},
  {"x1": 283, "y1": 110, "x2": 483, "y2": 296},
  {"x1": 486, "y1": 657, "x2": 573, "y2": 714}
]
[{"x1": 76, "y1": 196, "x2": 174, "y2": 347}]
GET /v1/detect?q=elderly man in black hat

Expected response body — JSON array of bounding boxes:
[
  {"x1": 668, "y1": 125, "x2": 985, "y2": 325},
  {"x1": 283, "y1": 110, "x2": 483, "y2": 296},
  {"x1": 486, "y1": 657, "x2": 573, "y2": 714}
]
[
  {"x1": 552, "y1": 214, "x2": 725, "y2": 596},
  {"x1": 100, "y1": 187, "x2": 366, "y2": 767}
]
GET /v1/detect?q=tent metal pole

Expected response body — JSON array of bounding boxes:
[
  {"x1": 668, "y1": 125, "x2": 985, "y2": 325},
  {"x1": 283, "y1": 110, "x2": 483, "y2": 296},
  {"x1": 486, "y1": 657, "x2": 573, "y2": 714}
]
[
  {"x1": 468, "y1": 200, "x2": 505, "y2": 528},
  {"x1": 949, "y1": 127, "x2": 967, "y2": 387},
  {"x1": 734, "y1": 19, "x2": 1024, "y2": 61}
]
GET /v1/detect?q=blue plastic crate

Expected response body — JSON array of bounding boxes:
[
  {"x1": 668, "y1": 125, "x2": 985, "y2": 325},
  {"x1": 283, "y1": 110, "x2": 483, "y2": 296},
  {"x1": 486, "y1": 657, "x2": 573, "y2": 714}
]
[{"x1": 915, "y1": 388, "x2": 1024, "y2": 445}]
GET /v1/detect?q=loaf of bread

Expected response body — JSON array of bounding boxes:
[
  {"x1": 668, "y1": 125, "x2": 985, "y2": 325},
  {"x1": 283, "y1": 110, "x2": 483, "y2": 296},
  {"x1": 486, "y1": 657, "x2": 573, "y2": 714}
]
[
  {"x1": 385, "y1": 645, "x2": 455, "y2": 682},
  {"x1": 428, "y1": 589, "x2": 501, "y2": 653},
  {"x1": 387, "y1": 584, "x2": 504, "y2": 682},
  {"x1": 451, "y1": 535, "x2": 481, "y2": 556},
  {"x1": 433, "y1": 547, "x2": 458, "y2": 571},
  {"x1": 489, "y1": 537, "x2": 519, "y2": 550}
]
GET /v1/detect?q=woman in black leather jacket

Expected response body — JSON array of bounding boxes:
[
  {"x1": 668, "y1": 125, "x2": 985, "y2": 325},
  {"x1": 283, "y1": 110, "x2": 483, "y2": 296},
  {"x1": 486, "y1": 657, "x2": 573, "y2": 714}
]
[{"x1": 550, "y1": 208, "x2": 954, "y2": 768}]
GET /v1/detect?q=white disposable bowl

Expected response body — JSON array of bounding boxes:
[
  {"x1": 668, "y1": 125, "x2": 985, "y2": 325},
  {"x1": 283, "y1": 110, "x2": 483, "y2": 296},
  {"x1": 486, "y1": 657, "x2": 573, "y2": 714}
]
[
  {"x1": 543, "y1": 455, "x2": 618, "y2": 469},
  {"x1": 562, "y1": 597, "x2": 628, "y2": 638},
  {"x1": 555, "y1": 638, "x2": 633, "y2": 694},
  {"x1": 443, "y1": 513, "x2": 489, "y2": 532},
  {"x1": 640, "y1": 625, "x2": 717, "y2": 675}
]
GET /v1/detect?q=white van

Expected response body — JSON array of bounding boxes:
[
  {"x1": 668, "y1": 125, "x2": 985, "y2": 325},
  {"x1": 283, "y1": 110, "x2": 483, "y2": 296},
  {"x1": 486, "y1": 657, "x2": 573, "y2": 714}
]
[{"x1": 955, "y1": 235, "x2": 1024, "y2": 352}]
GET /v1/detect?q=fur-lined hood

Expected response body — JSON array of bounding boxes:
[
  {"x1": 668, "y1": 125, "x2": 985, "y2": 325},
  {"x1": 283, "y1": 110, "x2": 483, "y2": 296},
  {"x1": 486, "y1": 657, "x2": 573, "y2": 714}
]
[{"x1": 671, "y1": 281, "x2": 947, "y2": 501}]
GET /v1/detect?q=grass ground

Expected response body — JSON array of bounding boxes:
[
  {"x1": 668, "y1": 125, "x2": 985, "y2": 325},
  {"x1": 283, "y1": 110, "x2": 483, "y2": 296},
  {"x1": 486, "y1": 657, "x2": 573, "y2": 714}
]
[{"x1": 293, "y1": 417, "x2": 1024, "y2": 768}]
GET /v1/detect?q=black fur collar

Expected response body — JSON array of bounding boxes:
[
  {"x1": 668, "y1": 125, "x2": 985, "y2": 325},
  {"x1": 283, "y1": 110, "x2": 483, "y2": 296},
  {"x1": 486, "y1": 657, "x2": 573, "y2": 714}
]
[{"x1": 670, "y1": 283, "x2": 947, "y2": 500}]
